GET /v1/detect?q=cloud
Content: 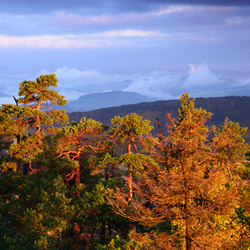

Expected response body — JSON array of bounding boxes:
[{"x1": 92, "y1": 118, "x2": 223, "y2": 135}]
[
  {"x1": 0, "y1": 30, "x2": 168, "y2": 49},
  {"x1": 54, "y1": 11, "x2": 113, "y2": 27},
  {"x1": 52, "y1": 7, "x2": 188, "y2": 28},
  {"x1": 56, "y1": 66, "x2": 91, "y2": 79},
  {"x1": 1, "y1": 4, "x2": 249, "y2": 51},
  {"x1": 240, "y1": 78, "x2": 250, "y2": 86},
  {"x1": 1, "y1": 64, "x2": 250, "y2": 106},
  {"x1": 28, "y1": 65, "x2": 250, "y2": 102},
  {"x1": 123, "y1": 64, "x2": 250, "y2": 100},
  {"x1": 94, "y1": 30, "x2": 168, "y2": 37},
  {"x1": 182, "y1": 64, "x2": 222, "y2": 89},
  {"x1": 0, "y1": 34, "x2": 109, "y2": 49},
  {"x1": 50, "y1": 6, "x2": 247, "y2": 32},
  {"x1": 37, "y1": 66, "x2": 132, "y2": 101},
  {"x1": 123, "y1": 71, "x2": 181, "y2": 99},
  {"x1": 40, "y1": 66, "x2": 101, "y2": 79},
  {"x1": 0, "y1": 0, "x2": 249, "y2": 15}
]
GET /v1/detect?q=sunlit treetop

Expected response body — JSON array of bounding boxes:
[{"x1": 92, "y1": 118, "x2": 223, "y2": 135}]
[
  {"x1": 110, "y1": 113, "x2": 153, "y2": 144},
  {"x1": 18, "y1": 74, "x2": 67, "y2": 106}
]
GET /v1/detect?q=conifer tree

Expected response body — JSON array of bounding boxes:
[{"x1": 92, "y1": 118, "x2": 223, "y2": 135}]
[
  {"x1": 56, "y1": 118, "x2": 105, "y2": 186},
  {"x1": 0, "y1": 102, "x2": 34, "y2": 171},
  {"x1": 110, "y1": 94, "x2": 243, "y2": 249},
  {"x1": 110, "y1": 113, "x2": 155, "y2": 201},
  {"x1": 18, "y1": 74, "x2": 68, "y2": 137},
  {"x1": 212, "y1": 118, "x2": 250, "y2": 248},
  {"x1": 212, "y1": 117, "x2": 249, "y2": 180},
  {"x1": 0, "y1": 74, "x2": 68, "y2": 172}
]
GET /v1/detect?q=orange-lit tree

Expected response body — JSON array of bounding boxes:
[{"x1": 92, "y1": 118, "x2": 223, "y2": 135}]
[
  {"x1": 110, "y1": 94, "x2": 244, "y2": 249},
  {"x1": 55, "y1": 118, "x2": 105, "y2": 186}
]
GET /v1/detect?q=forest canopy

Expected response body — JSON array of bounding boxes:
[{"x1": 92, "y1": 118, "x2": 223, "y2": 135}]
[{"x1": 0, "y1": 75, "x2": 250, "y2": 250}]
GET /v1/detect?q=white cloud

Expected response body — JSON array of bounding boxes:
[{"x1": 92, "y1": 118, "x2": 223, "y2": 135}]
[
  {"x1": 39, "y1": 66, "x2": 105, "y2": 81},
  {"x1": 240, "y1": 77, "x2": 250, "y2": 86},
  {"x1": 0, "y1": 34, "x2": 111, "y2": 49},
  {"x1": 154, "y1": 6, "x2": 194, "y2": 16},
  {"x1": 55, "y1": 66, "x2": 86, "y2": 79},
  {"x1": 1, "y1": 64, "x2": 249, "y2": 105},
  {"x1": 53, "y1": 8, "x2": 190, "y2": 28},
  {"x1": 55, "y1": 66, "x2": 101, "y2": 79},
  {"x1": 123, "y1": 71, "x2": 181, "y2": 99},
  {"x1": 0, "y1": 29, "x2": 168, "y2": 49},
  {"x1": 123, "y1": 65, "x2": 238, "y2": 100},
  {"x1": 182, "y1": 64, "x2": 222, "y2": 89},
  {"x1": 95, "y1": 30, "x2": 168, "y2": 38},
  {"x1": 37, "y1": 66, "x2": 129, "y2": 100}
]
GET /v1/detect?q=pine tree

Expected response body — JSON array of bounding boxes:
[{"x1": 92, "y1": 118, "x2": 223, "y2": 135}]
[
  {"x1": 18, "y1": 74, "x2": 68, "y2": 137},
  {"x1": 109, "y1": 94, "x2": 243, "y2": 249},
  {"x1": 110, "y1": 113, "x2": 155, "y2": 201},
  {"x1": 0, "y1": 74, "x2": 68, "y2": 172},
  {"x1": 212, "y1": 119, "x2": 250, "y2": 248},
  {"x1": 55, "y1": 118, "x2": 105, "y2": 186},
  {"x1": 212, "y1": 117, "x2": 249, "y2": 181}
]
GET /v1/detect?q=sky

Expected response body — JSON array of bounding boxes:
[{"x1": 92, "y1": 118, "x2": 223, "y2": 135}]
[{"x1": 0, "y1": 0, "x2": 250, "y2": 104}]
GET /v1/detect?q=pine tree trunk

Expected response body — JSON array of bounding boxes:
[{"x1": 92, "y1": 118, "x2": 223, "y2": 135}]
[
  {"x1": 75, "y1": 164, "x2": 80, "y2": 185},
  {"x1": 128, "y1": 164, "x2": 133, "y2": 201},
  {"x1": 15, "y1": 135, "x2": 22, "y2": 173},
  {"x1": 127, "y1": 143, "x2": 133, "y2": 202},
  {"x1": 75, "y1": 163, "x2": 80, "y2": 198},
  {"x1": 185, "y1": 190, "x2": 192, "y2": 250},
  {"x1": 36, "y1": 100, "x2": 41, "y2": 136}
]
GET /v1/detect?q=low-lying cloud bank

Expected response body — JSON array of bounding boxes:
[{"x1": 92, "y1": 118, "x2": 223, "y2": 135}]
[
  {"x1": 123, "y1": 64, "x2": 238, "y2": 100},
  {"x1": 43, "y1": 64, "x2": 250, "y2": 100},
  {"x1": 1, "y1": 64, "x2": 250, "y2": 105}
]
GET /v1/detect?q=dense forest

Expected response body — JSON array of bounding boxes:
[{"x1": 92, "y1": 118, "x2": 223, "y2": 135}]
[
  {"x1": 0, "y1": 74, "x2": 250, "y2": 250},
  {"x1": 69, "y1": 96, "x2": 250, "y2": 139}
]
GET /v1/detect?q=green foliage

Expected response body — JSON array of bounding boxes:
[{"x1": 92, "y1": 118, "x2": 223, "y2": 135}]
[
  {"x1": 111, "y1": 113, "x2": 153, "y2": 144},
  {"x1": 119, "y1": 153, "x2": 159, "y2": 177},
  {"x1": 68, "y1": 96, "x2": 250, "y2": 141},
  {"x1": 1, "y1": 90, "x2": 250, "y2": 249},
  {"x1": 58, "y1": 117, "x2": 103, "y2": 138},
  {"x1": 17, "y1": 74, "x2": 68, "y2": 131},
  {"x1": 8, "y1": 134, "x2": 44, "y2": 163},
  {"x1": 96, "y1": 235, "x2": 144, "y2": 250},
  {"x1": 0, "y1": 74, "x2": 68, "y2": 173},
  {"x1": 213, "y1": 117, "x2": 249, "y2": 162},
  {"x1": 0, "y1": 172, "x2": 74, "y2": 250},
  {"x1": 18, "y1": 74, "x2": 67, "y2": 106}
]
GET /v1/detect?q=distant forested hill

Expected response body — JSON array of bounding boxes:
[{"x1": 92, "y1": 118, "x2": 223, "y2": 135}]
[{"x1": 68, "y1": 96, "x2": 250, "y2": 138}]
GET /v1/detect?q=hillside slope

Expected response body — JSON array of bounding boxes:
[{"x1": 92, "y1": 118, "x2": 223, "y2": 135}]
[
  {"x1": 64, "y1": 91, "x2": 156, "y2": 112},
  {"x1": 68, "y1": 96, "x2": 250, "y2": 137}
]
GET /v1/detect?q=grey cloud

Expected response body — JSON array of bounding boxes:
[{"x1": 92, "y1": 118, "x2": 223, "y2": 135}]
[
  {"x1": 4, "y1": 5, "x2": 247, "y2": 38},
  {"x1": 1, "y1": 0, "x2": 250, "y2": 38},
  {"x1": 1, "y1": 0, "x2": 250, "y2": 15}
]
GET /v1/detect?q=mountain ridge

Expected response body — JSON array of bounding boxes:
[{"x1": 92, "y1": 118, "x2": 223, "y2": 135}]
[
  {"x1": 64, "y1": 91, "x2": 156, "y2": 112},
  {"x1": 68, "y1": 96, "x2": 250, "y2": 139}
]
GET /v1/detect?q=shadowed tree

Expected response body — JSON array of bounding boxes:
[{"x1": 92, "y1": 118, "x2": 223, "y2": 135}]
[{"x1": 0, "y1": 102, "x2": 36, "y2": 171}]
